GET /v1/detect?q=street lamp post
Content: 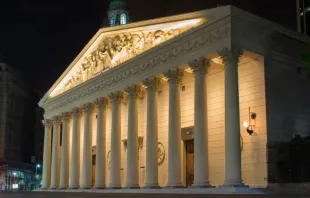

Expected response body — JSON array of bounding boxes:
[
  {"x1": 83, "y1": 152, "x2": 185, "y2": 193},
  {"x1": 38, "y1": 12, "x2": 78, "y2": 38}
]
[{"x1": 35, "y1": 164, "x2": 40, "y2": 189}]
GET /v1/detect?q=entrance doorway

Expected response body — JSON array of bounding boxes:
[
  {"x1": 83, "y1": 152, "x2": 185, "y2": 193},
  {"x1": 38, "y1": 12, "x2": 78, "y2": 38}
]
[
  {"x1": 92, "y1": 154, "x2": 96, "y2": 186},
  {"x1": 185, "y1": 139, "x2": 194, "y2": 186}
]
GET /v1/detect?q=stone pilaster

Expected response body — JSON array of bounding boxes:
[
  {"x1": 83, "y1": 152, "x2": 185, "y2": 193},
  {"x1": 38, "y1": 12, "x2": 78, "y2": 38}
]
[
  {"x1": 142, "y1": 77, "x2": 162, "y2": 188},
  {"x1": 164, "y1": 68, "x2": 183, "y2": 188},
  {"x1": 108, "y1": 91, "x2": 124, "y2": 189},
  {"x1": 189, "y1": 57, "x2": 211, "y2": 187},
  {"x1": 94, "y1": 98, "x2": 109, "y2": 189},
  {"x1": 42, "y1": 119, "x2": 52, "y2": 189},
  {"x1": 69, "y1": 108, "x2": 82, "y2": 189}
]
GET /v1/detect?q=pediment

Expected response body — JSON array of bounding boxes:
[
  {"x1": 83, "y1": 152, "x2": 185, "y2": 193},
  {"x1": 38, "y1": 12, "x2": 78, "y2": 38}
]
[{"x1": 48, "y1": 18, "x2": 204, "y2": 98}]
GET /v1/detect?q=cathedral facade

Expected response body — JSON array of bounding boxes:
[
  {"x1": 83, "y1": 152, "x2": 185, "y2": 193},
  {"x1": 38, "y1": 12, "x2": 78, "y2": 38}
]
[{"x1": 38, "y1": 5, "x2": 310, "y2": 191}]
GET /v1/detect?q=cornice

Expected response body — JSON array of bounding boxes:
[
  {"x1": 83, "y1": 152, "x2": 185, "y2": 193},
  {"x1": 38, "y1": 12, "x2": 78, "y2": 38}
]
[{"x1": 42, "y1": 16, "x2": 231, "y2": 118}]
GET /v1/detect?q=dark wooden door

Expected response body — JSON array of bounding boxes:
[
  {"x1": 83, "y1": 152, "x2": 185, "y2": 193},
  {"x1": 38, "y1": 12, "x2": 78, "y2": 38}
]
[
  {"x1": 92, "y1": 154, "x2": 96, "y2": 186},
  {"x1": 186, "y1": 139, "x2": 194, "y2": 186}
]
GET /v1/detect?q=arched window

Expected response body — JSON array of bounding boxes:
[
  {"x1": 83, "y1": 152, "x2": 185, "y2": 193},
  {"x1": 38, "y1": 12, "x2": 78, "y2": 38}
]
[
  {"x1": 120, "y1": 13, "x2": 127, "y2": 25},
  {"x1": 110, "y1": 14, "x2": 116, "y2": 26}
]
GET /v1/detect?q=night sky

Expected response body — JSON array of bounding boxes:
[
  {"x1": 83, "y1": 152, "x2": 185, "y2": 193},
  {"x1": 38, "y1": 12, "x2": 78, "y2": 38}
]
[{"x1": 0, "y1": 0, "x2": 298, "y2": 94}]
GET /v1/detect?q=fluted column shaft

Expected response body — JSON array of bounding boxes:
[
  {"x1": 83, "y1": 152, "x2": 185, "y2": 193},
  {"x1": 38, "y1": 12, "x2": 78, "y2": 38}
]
[
  {"x1": 94, "y1": 98, "x2": 109, "y2": 189},
  {"x1": 189, "y1": 58, "x2": 211, "y2": 187},
  {"x1": 108, "y1": 92, "x2": 123, "y2": 188},
  {"x1": 50, "y1": 117, "x2": 61, "y2": 189},
  {"x1": 165, "y1": 69, "x2": 183, "y2": 188},
  {"x1": 125, "y1": 85, "x2": 140, "y2": 188},
  {"x1": 42, "y1": 120, "x2": 52, "y2": 189},
  {"x1": 221, "y1": 48, "x2": 244, "y2": 187},
  {"x1": 60, "y1": 113, "x2": 71, "y2": 188},
  {"x1": 143, "y1": 77, "x2": 160, "y2": 188},
  {"x1": 69, "y1": 109, "x2": 81, "y2": 189},
  {"x1": 80, "y1": 103, "x2": 93, "y2": 189}
]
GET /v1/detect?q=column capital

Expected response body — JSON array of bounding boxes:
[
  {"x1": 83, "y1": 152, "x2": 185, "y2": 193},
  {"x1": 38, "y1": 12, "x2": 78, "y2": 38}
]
[
  {"x1": 94, "y1": 97, "x2": 110, "y2": 111},
  {"x1": 61, "y1": 112, "x2": 71, "y2": 122},
  {"x1": 52, "y1": 116, "x2": 61, "y2": 125},
  {"x1": 217, "y1": 47, "x2": 244, "y2": 65},
  {"x1": 142, "y1": 77, "x2": 162, "y2": 92},
  {"x1": 164, "y1": 68, "x2": 184, "y2": 84},
  {"x1": 42, "y1": 119, "x2": 52, "y2": 128},
  {"x1": 72, "y1": 108, "x2": 82, "y2": 118},
  {"x1": 109, "y1": 91, "x2": 125, "y2": 104},
  {"x1": 188, "y1": 57, "x2": 211, "y2": 75},
  {"x1": 82, "y1": 103, "x2": 94, "y2": 114},
  {"x1": 125, "y1": 84, "x2": 144, "y2": 98}
]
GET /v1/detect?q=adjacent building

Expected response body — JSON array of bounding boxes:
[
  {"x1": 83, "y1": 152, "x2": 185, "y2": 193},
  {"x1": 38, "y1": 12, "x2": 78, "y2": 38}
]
[
  {"x1": 38, "y1": 5, "x2": 310, "y2": 192},
  {"x1": 0, "y1": 59, "x2": 42, "y2": 191}
]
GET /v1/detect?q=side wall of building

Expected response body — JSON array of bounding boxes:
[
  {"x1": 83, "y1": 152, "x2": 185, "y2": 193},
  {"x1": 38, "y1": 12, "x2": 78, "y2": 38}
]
[
  {"x1": 265, "y1": 52, "x2": 310, "y2": 183},
  {"x1": 75, "y1": 55, "x2": 267, "y2": 187}
]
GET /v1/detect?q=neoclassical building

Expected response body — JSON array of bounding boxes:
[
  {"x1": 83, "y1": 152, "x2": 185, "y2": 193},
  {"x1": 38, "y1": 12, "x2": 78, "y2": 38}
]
[{"x1": 39, "y1": 5, "x2": 310, "y2": 191}]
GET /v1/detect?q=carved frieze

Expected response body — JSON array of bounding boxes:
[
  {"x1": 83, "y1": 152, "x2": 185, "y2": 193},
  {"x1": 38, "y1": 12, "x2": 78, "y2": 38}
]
[{"x1": 51, "y1": 24, "x2": 199, "y2": 97}]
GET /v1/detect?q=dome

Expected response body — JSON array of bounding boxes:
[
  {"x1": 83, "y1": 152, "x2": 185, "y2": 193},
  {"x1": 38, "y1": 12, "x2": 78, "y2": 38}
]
[{"x1": 109, "y1": 0, "x2": 128, "y2": 10}]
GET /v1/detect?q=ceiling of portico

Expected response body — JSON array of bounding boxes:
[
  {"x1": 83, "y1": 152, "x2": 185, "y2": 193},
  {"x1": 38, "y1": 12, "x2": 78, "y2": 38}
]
[{"x1": 48, "y1": 18, "x2": 205, "y2": 98}]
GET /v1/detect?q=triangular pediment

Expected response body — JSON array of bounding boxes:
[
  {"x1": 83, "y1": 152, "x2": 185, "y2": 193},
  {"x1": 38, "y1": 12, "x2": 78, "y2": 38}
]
[{"x1": 47, "y1": 18, "x2": 203, "y2": 98}]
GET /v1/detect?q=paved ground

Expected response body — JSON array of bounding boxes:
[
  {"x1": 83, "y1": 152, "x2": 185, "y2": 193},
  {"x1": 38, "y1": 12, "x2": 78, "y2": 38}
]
[{"x1": 0, "y1": 191, "x2": 309, "y2": 198}]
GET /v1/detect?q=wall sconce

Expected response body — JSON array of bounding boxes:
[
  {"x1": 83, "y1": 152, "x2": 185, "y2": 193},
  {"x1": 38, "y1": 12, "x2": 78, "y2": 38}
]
[{"x1": 243, "y1": 107, "x2": 257, "y2": 135}]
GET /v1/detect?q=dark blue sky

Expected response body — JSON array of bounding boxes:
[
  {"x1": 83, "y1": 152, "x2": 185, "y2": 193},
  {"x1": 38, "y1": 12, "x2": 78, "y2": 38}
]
[{"x1": 0, "y1": 0, "x2": 299, "y2": 93}]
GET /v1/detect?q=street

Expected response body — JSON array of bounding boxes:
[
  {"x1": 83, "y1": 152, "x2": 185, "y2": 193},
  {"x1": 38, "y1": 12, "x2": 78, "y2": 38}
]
[{"x1": 0, "y1": 191, "x2": 309, "y2": 198}]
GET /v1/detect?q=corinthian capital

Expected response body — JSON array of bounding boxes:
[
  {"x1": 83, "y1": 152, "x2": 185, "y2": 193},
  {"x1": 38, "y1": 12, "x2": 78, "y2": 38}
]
[
  {"x1": 42, "y1": 119, "x2": 52, "y2": 128},
  {"x1": 61, "y1": 112, "x2": 71, "y2": 122},
  {"x1": 82, "y1": 103, "x2": 94, "y2": 114},
  {"x1": 164, "y1": 68, "x2": 184, "y2": 84},
  {"x1": 188, "y1": 57, "x2": 210, "y2": 74},
  {"x1": 142, "y1": 77, "x2": 162, "y2": 92},
  {"x1": 52, "y1": 116, "x2": 61, "y2": 125},
  {"x1": 109, "y1": 91, "x2": 125, "y2": 104},
  {"x1": 94, "y1": 97, "x2": 110, "y2": 111},
  {"x1": 217, "y1": 47, "x2": 244, "y2": 65},
  {"x1": 72, "y1": 108, "x2": 82, "y2": 118},
  {"x1": 125, "y1": 84, "x2": 144, "y2": 98}
]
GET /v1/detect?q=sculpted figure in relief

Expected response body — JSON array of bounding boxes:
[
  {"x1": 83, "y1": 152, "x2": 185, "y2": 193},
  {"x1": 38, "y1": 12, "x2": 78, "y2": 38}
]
[{"x1": 59, "y1": 28, "x2": 185, "y2": 95}]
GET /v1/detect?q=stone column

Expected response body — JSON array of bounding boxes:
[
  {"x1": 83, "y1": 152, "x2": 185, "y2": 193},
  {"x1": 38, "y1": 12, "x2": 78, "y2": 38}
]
[
  {"x1": 125, "y1": 85, "x2": 141, "y2": 188},
  {"x1": 164, "y1": 68, "x2": 183, "y2": 188},
  {"x1": 94, "y1": 98, "x2": 109, "y2": 189},
  {"x1": 69, "y1": 108, "x2": 81, "y2": 189},
  {"x1": 80, "y1": 103, "x2": 93, "y2": 189},
  {"x1": 142, "y1": 77, "x2": 161, "y2": 188},
  {"x1": 220, "y1": 48, "x2": 245, "y2": 187},
  {"x1": 42, "y1": 119, "x2": 52, "y2": 189},
  {"x1": 50, "y1": 117, "x2": 61, "y2": 189},
  {"x1": 189, "y1": 58, "x2": 211, "y2": 187},
  {"x1": 108, "y1": 91, "x2": 124, "y2": 189},
  {"x1": 59, "y1": 112, "x2": 71, "y2": 189}
]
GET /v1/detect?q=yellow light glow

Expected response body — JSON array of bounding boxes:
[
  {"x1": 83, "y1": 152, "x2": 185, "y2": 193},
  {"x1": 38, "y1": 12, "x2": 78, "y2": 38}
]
[
  {"x1": 243, "y1": 121, "x2": 248, "y2": 128},
  {"x1": 49, "y1": 18, "x2": 203, "y2": 98}
]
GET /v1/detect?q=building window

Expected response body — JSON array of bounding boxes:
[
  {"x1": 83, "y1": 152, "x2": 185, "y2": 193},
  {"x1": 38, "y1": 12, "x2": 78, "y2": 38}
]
[
  {"x1": 120, "y1": 14, "x2": 127, "y2": 25},
  {"x1": 110, "y1": 15, "x2": 116, "y2": 26}
]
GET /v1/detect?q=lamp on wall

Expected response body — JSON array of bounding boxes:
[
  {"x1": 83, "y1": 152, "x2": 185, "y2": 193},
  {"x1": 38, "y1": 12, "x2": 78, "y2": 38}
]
[{"x1": 243, "y1": 107, "x2": 257, "y2": 135}]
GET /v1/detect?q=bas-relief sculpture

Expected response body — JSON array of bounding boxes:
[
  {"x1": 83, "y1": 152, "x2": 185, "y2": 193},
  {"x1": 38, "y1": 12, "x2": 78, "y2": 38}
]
[{"x1": 56, "y1": 28, "x2": 189, "y2": 97}]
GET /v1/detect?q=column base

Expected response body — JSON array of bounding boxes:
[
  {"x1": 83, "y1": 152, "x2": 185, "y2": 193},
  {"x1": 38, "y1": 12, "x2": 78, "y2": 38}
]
[
  {"x1": 41, "y1": 187, "x2": 49, "y2": 190},
  {"x1": 143, "y1": 183, "x2": 161, "y2": 189},
  {"x1": 93, "y1": 185, "x2": 106, "y2": 189},
  {"x1": 68, "y1": 186, "x2": 79, "y2": 189},
  {"x1": 59, "y1": 185, "x2": 69, "y2": 189},
  {"x1": 49, "y1": 187, "x2": 58, "y2": 190},
  {"x1": 123, "y1": 184, "x2": 140, "y2": 189},
  {"x1": 79, "y1": 185, "x2": 92, "y2": 189},
  {"x1": 190, "y1": 183, "x2": 215, "y2": 188},
  {"x1": 164, "y1": 183, "x2": 184, "y2": 188},
  {"x1": 107, "y1": 184, "x2": 122, "y2": 189},
  {"x1": 219, "y1": 183, "x2": 249, "y2": 188}
]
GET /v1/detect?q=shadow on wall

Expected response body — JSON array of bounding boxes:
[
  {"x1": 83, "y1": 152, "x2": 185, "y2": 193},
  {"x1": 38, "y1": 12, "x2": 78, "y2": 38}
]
[{"x1": 268, "y1": 133, "x2": 310, "y2": 183}]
